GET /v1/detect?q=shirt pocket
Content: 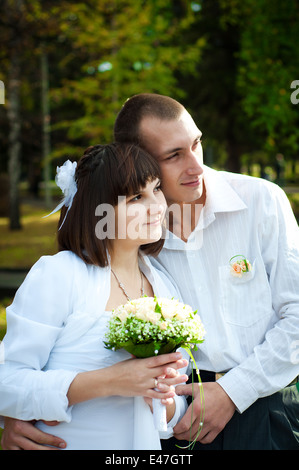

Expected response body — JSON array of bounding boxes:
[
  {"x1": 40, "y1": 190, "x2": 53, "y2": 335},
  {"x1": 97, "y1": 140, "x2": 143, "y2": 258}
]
[{"x1": 218, "y1": 259, "x2": 271, "y2": 327}]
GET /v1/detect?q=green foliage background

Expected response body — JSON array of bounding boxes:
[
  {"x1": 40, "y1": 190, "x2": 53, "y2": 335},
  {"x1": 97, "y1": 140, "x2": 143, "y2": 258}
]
[{"x1": 1, "y1": 0, "x2": 299, "y2": 177}]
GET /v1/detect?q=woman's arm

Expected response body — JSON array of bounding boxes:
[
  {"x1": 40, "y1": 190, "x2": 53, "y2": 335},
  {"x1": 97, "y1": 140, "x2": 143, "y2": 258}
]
[{"x1": 0, "y1": 254, "x2": 79, "y2": 422}]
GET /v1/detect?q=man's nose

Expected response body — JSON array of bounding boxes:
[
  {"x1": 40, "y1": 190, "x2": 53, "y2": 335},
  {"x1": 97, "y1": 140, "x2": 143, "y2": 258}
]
[{"x1": 186, "y1": 150, "x2": 204, "y2": 175}]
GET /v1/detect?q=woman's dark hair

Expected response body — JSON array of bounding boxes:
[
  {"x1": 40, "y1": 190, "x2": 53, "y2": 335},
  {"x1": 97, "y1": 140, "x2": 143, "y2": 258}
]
[{"x1": 57, "y1": 142, "x2": 164, "y2": 267}]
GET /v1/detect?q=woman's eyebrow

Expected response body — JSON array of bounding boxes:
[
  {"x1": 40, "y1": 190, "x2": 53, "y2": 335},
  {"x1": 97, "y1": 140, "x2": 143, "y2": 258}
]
[{"x1": 127, "y1": 179, "x2": 160, "y2": 197}]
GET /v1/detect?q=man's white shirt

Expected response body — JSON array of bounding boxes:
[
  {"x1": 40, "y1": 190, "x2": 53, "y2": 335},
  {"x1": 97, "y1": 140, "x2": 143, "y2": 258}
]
[{"x1": 151, "y1": 165, "x2": 299, "y2": 413}]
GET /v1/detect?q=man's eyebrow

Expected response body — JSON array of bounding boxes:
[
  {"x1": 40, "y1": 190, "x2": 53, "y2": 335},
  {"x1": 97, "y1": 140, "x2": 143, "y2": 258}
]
[
  {"x1": 163, "y1": 146, "x2": 182, "y2": 156},
  {"x1": 162, "y1": 133, "x2": 202, "y2": 156}
]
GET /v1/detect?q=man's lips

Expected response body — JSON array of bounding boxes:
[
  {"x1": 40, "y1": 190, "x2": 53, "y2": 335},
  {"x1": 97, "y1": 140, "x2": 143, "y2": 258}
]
[{"x1": 181, "y1": 177, "x2": 201, "y2": 187}]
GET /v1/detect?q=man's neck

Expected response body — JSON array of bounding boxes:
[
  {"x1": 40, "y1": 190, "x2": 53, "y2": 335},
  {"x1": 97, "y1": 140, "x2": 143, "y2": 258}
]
[{"x1": 167, "y1": 183, "x2": 206, "y2": 242}]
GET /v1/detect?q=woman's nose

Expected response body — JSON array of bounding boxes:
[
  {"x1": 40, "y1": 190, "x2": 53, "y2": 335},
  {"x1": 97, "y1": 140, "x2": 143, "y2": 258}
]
[{"x1": 147, "y1": 202, "x2": 164, "y2": 215}]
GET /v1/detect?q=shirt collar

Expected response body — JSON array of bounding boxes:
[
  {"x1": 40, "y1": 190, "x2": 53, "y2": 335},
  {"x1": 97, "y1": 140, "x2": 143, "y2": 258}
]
[
  {"x1": 203, "y1": 165, "x2": 247, "y2": 216},
  {"x1": 163, "y1": 165, "x2": 247, "y2": 250}
]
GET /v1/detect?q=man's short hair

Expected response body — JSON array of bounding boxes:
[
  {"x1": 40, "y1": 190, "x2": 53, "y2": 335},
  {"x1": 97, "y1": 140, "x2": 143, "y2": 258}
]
[{"x1": 114, "y1": 93, "x2": 185, "y2": 145}]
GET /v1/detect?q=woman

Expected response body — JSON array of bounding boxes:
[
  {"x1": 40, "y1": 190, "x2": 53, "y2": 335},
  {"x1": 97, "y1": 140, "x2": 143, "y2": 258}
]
[{"x1": 0, "y1": 143, "x2": 189, "y2": 450}]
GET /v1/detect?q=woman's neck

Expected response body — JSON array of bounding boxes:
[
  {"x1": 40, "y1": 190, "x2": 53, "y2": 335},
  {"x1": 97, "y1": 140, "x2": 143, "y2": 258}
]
[
  {"x1": 105, "y1": 243, "x2": 149, "y2": 310},
  {"x1": 109, "y1": 243, "x2": 140, "y2": 276}
]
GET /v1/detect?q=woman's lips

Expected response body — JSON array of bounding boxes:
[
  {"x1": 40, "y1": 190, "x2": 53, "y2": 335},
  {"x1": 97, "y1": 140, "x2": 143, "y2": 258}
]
[{"x1": 145, "y1": 217, "x2": 162, "y2": 226}]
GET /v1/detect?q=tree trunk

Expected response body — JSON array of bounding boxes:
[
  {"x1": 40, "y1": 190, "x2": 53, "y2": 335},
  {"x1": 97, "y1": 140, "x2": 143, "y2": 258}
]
[
  {"x1": 41, "y1": 44, "x2": 52, "y2": 208},
  {"x1": 226, "y1": 142, "x2": 242, "y2": 174},
  {"x1": 7, "y1": 49, "x2": 22, "y2": 230}
]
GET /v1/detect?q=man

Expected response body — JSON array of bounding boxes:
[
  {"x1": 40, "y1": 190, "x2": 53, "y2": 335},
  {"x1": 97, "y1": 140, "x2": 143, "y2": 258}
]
[
  {"x1": 2, "y1": 93, "x2": 299, "y2": 449},
  {"x1": 114, "y1": 94, "x2": 299, "y2": 450}
]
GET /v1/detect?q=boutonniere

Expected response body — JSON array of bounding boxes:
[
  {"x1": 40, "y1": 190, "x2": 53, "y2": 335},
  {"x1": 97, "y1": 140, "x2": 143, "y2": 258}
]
[{"x1": 230, "y1": 255, "x2": 252, "y2": 278}]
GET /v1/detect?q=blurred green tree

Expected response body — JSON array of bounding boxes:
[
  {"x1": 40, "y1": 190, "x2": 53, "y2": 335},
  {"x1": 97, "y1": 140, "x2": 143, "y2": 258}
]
[
  {"x1": 0, "y1": 0, "x2": 203, "y2": 229},
  {"x1": 177, "y1": 0, "x2": 299, "y2": 173},
  {"x1": 1, "y1": 0, "x2": 298, "y2": 234},
  {"x1": 236, "y1": 0, "x2": 299, "y2": 173},
  {"x1": 49, "y1": 0, "x2": 203, "y2": 159},
  {"x1": 177, "y1": 0, "x2": 251, "y2": 172},
  {"x1": 0, "y1": 0, "x2": 71, "y2": 228}
]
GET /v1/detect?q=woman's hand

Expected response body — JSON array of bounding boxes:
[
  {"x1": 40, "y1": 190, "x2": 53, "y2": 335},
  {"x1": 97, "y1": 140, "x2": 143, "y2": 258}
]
[
  {"x1": 143, "y1": 364, "x2": 182, "y2": 423},
  {"x1": 111, "y1": 351, "x2": 188, "y2": 400},
  {"x1": 67, "y1": 351, "x2": 188, "y2": 405}
]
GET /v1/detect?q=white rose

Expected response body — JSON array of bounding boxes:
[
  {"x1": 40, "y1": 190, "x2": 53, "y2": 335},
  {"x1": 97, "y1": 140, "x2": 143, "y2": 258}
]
[
  {"x1": 146, "y1": 311, "x2": 161, "y2": 324},
  {"x1": 161, "y1": 307, "x2": 175, "y2": 319},
  {"x1": 124, "y1": 303, "x2": 136, "y2": 314},
  {"x1": 117, "y1": 310, "x2": 129, "y2": 322},
  {"x1": 159, "y1": 298, "x2": 178, "y2": 319},
  {"x1": 135, "y1": 309, "x2": 148, "y2": 321},
  {"x1": 159, "y1": 321, "x2": 168, "y2": 331},
  {"x1": 174, "y1": 311, "x2": 188, "y2": 321}
]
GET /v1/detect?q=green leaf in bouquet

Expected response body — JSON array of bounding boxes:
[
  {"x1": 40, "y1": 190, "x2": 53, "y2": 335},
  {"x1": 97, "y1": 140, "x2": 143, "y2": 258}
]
[
  {"x1": 154, "y1": 301, "x2": 162, "y2": 315},
  {"x1": 121, "y1": 340, "x2": 169, "y2": 358},
  {"x1": 110, "y1": 338, "x2": 183, "y2": 358},
  {"x1": 155, "y1": 339, "x2": 179, "y2": 355},
  {"x1": 121, "y1": 340, "x2": 159, "y2": 357}
]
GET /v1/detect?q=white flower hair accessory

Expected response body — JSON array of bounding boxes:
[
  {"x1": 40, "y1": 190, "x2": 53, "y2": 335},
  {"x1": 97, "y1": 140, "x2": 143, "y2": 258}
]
[{"x1": 43, "y1": 160, "x2": 77, "y2": 229}]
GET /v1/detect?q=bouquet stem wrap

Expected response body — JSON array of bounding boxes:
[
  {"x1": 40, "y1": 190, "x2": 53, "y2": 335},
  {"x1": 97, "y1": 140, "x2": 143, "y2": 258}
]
[{"x1": 152, "y1": 393, "x2": 167, "y2": 432}]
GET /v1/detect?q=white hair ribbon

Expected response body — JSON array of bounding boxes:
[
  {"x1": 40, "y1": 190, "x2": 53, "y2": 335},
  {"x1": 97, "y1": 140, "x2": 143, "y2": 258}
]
[{"x1": 43, "y1": 160, "x2": 78, "y2": 229}]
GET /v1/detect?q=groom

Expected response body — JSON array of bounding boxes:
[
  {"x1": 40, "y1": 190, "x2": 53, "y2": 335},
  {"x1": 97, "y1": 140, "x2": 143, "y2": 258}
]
[
  {"x1": 2, "y1": 93, "x2": 299, "y2": 450},
  {"x1": 113, "y1": 94, "x2": 299, "y2": 450}
]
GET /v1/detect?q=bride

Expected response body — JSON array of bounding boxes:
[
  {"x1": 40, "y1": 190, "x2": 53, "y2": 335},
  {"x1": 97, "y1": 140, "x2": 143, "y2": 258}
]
[{"x1": 0, "y1": 143, "x2": 189, "y2": 450}]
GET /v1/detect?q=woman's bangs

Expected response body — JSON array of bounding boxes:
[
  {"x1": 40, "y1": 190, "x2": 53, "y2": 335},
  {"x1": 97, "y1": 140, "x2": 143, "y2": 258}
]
[{"x1": 116, "y1": 146, "x2": 161, "y2": 197}]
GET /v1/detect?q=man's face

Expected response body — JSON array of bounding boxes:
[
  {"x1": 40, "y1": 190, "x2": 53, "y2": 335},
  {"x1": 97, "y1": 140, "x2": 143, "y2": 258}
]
[{"x1": 139, "y1": 110, "x2": 204, "y2": 205}]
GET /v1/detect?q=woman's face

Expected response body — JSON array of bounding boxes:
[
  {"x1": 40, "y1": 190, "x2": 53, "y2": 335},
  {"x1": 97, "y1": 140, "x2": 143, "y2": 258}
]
[{"x1": 114, "y1": 178, "x2": 167, "y2": 244}]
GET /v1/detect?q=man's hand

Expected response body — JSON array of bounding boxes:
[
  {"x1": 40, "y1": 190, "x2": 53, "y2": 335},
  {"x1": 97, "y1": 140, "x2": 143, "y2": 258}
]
[
  {"x1": 174, "y1": 381, "x2": 236, "y2": 444},
  {"x1": 1, "y1": 418, "x2": 67, "y2": 450}
]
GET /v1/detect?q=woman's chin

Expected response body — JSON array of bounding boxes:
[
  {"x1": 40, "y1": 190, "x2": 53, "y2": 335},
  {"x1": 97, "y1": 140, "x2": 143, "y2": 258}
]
[{"x1": 140, "y1": 227, "x2": 163, "y2": 244}]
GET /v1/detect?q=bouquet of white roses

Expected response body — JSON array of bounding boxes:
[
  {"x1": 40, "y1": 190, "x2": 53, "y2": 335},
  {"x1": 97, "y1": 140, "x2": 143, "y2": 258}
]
[
  {"x1": 104, "y1": 296, "x2": 205, "y2": 434},
  {"x1": 104, "y1": 296, "x2": 205, "y2": 355}
]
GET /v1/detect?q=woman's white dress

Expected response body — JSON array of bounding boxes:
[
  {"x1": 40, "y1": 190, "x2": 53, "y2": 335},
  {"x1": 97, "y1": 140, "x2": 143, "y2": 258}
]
[{"x1": 0, "y1": 251, "x2": 188, "y2": 450}]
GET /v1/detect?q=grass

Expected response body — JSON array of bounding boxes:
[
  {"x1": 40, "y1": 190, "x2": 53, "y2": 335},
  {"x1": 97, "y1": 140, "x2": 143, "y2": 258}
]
[
  {"x1": 0, "y1": 203, "x2": 59, "y2": 268},
  {"x1": 288, "y1": 192, "x2": 299, "y2": 216},
  {"x1": 0, "y1": 301, "x2": 8, "y2": 340}
]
